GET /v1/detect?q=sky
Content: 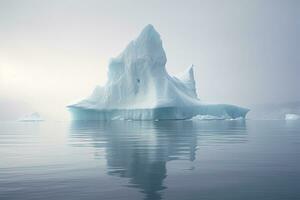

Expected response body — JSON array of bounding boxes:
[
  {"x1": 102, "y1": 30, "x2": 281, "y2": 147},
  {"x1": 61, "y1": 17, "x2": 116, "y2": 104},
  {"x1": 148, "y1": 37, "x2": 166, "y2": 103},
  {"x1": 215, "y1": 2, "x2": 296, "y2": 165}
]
[{"x1": 0, "y1": 0, "x2": 299, "y2": 120}]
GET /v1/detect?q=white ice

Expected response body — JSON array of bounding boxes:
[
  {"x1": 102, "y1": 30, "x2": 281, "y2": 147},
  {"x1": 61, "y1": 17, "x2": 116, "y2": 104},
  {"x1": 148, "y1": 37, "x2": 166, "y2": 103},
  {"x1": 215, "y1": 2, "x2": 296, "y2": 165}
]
[
  {"x1": 285, "y1": 114, "x2": 300, "y2": 121},
  {"x1": 69, "y1": 25, "x2": 249, "y2": 120},
  {"x1": 18, "y1": 112, "x2": 44, "y2": 122}
]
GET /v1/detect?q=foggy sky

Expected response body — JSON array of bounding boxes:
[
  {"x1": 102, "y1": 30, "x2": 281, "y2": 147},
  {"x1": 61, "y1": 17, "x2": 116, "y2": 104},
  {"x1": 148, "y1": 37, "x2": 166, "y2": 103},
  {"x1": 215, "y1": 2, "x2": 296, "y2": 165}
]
[{"x1": 0, "y1": 0, "x2": 299, "y2": 120}]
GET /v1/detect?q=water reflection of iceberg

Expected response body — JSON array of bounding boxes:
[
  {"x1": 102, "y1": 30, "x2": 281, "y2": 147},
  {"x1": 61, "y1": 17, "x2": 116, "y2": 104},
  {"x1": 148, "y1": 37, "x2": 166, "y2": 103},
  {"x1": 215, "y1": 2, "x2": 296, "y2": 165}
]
[{"x1": 70, "y1": 120, "x2": 247, "y2": 200}]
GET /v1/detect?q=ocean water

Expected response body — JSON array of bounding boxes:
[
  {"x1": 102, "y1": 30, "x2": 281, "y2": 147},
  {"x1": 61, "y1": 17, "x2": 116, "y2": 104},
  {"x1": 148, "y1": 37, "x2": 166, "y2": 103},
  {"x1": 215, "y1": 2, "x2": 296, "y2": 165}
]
[{"x1": 0, "y1": 120, "x2": 299, "y2": 200}]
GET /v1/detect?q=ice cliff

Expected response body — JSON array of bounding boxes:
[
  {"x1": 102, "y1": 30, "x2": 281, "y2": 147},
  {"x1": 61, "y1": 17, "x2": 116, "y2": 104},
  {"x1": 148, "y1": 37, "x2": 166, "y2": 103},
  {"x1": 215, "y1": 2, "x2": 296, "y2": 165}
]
[{"x1": 68, "y1": 24, "x2": 249, "y2": 120}]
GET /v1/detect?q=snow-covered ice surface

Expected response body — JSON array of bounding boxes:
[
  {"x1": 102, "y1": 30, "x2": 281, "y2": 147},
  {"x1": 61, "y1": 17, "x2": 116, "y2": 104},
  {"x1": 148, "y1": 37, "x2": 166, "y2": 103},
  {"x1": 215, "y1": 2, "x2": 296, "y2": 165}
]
[
  {"x1": 285, "y1": 114, "x2": 300, "y2": 121},
  {"x1": 68, "y1": 25, "x2": 249, "y2": 120},
  {"x1": 18, "y1": 112, "x2": 44, "y2": 122}
]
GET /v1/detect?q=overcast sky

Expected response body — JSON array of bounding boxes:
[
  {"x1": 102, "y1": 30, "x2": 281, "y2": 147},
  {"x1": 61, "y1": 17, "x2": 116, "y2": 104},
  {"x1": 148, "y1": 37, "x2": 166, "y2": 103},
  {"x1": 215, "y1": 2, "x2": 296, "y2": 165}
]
[{"x1": 0, "y1": 0, "x2": 299, "y2": 120}]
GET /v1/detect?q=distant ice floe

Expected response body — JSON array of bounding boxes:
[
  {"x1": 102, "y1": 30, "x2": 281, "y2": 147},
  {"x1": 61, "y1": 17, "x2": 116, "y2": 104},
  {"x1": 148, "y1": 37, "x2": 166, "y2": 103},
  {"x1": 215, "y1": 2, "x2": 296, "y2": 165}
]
[
  {"x1": 18, "y1": 112, "x2": 44, "y2": 122},
  {"x1": 285, "y1": 114, "x2": 300, "y2": 121}
]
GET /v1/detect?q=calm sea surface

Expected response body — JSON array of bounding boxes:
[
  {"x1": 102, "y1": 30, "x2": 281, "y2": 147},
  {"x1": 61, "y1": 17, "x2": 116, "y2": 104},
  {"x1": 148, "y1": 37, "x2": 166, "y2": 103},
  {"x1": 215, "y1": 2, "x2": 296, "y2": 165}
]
[{"x1": 0, "y1": 120, "x2": 299, "y2": 200}]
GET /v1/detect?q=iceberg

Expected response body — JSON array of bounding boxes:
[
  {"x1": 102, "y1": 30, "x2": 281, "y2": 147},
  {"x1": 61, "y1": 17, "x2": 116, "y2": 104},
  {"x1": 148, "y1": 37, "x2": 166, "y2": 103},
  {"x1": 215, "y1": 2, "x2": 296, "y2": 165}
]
[
  {"x1": 18, "y1": 112, "x2": 44, "y2": 122},
  {"x1": 285, "y1": 114, "x2": 300, "y2": 121},
  {"x1": 68, "y1": 24, "x2": 249, "y2": 120}
]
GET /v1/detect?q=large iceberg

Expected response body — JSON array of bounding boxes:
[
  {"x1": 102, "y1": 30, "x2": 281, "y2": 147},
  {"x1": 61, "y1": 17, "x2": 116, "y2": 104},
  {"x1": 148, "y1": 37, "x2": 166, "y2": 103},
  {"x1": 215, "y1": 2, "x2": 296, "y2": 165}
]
[{"x1": 68, "y1": 25, "x2": 249, "y2": 120}]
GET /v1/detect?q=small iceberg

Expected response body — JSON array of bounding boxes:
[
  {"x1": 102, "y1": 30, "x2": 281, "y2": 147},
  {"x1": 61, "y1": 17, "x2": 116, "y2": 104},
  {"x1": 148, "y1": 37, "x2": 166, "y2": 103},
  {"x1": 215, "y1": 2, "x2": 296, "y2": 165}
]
[
  {"x1": 285, "y1": 114, "x2": 300, "y2": 121},
  {"x1": 18, "y1": 112, "x2": 44, "y2": 122}
]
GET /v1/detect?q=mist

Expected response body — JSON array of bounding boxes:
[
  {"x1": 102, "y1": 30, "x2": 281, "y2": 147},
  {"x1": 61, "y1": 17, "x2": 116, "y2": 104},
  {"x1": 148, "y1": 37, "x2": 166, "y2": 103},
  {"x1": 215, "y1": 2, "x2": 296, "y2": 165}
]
[{"x1": 0, "y1": 0, "x2": 299, "y2": 120}]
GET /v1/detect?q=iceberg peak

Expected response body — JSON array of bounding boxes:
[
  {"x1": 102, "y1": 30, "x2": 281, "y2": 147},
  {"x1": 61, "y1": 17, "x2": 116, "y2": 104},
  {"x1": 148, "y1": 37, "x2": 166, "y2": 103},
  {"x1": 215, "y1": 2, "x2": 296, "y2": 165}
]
[
  {"x1": 139, "y1": 24, "x2": 159, "y2": 38},
  {"x1": 136, "y1": 24, "x2": 162, "y2": 44},
  {"x1": 125, "y1": 24, "x2": 166, "y2": 68}
]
